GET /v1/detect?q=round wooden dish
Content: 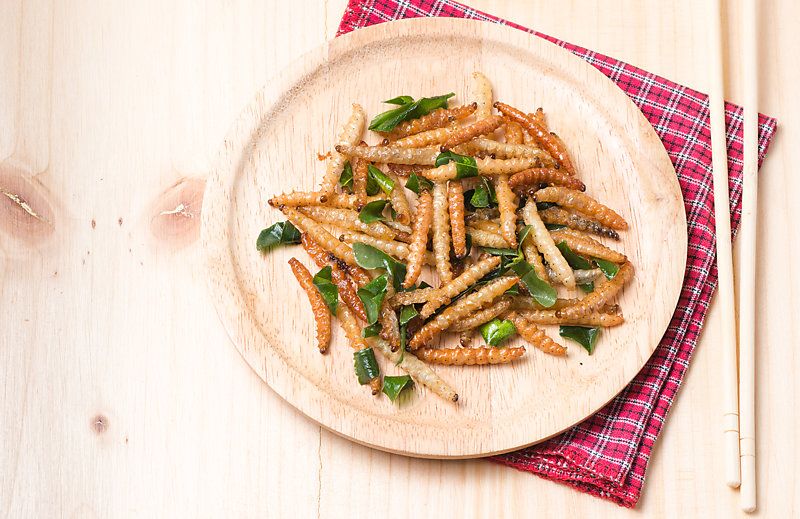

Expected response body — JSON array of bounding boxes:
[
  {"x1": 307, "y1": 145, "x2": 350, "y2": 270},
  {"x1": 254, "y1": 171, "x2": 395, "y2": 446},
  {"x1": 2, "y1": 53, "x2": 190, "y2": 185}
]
[{"x1": 201, "y1": 18, "x2": 687, "y2": 458}]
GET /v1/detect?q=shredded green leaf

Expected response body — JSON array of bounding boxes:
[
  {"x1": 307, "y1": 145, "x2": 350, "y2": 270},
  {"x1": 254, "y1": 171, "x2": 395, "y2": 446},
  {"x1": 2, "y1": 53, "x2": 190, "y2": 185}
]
[
  {"x1": 256, "y1": 221, "x2": 301, "y2": 252},
  {"x1": 578, "y1": 282, "x2": 594, "y2": 293},
  {"x1": 480, "y1": 318, "x2": 517, "y2": 346},
  {"x1": 338, "y1": 162, "x2": 353, "y2": 192},
  {"x1": 368, "y1": 165, "x2": 395, "y2": 194},
  {"x1": 556, "y1": 241, "x2": 592, "y2": 270},
  {"x1": 405, "y1": 173, "x2": 433, "y2": 194},
  {"x1": 382, "y1": 375, "x2": 414, "y2": 401},
  {"x1": 368, "y1": 93, "x2": 455, "y2": 132},
  {"x1": 511, "y1": 260, "x2": 557, "y2": 308},
  {"x1": 481, "y1": 247, "x2": 519, "y2": 257},
  {"x1": 357, "y1": 274, "x2": 388, "y2": 325},
  {"x1": 358, "y1": 199, "x2": 390, "y2": 224},
  {"x1": 353, "y1": 348, "x2": 380, "y2": 384},
  {"x1": 399, "y1": 305, "x2": 418, "y2": 326},
  {"x1": 362, "y1": 322, "x2": 382, "y2": 338},
  {"x1": 559, "y1": 326, "x2": 600, "y2": 354},
  {"x1": 544, "y1": 223, "x2": 567, "y2": 231},
  {"x1": 469, "y1": 177, "x2": 497, "y2": 208},
  {"x1": 352, "y1": 243, "x2": 407, "y2": 289},
  {"x1": 435, "y1": 151, "x2": 478, "y2": 179},
  {"x1": 311, "y1": 266, "x2": 338, "y2": 314},
  {"x1": 594, "y1": 258, "x2": 620, "y2": 279}
]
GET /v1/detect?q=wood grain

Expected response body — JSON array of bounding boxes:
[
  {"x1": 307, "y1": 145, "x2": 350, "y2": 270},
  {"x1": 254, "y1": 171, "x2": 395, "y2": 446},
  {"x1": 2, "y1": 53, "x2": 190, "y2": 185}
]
[
  {"x1": 202, "y1": 18, "x2": 685, "y2": 457},
  {"x1": 0, "y1": 0, "x2": 797, "y2": 517}
]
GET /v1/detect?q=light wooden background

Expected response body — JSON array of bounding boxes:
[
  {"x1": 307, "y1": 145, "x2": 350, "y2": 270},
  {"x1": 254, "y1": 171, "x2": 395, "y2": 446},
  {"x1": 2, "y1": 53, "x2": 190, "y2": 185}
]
[{"x1": 0, "y1": 1, "x2": 796, "y2": 517}]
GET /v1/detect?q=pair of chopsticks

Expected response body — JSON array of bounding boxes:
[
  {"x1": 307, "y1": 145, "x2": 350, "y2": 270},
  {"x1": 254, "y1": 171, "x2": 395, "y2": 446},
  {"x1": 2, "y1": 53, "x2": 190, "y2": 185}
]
[{"x1": 709, "y1": 0, "x2": 759, "y2": 512}]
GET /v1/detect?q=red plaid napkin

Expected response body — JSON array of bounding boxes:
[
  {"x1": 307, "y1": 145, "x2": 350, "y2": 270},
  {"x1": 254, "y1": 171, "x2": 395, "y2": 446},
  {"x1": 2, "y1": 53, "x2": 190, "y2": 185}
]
[{"x1": 338, "y1": 0, "x2": 778, "y2": 508}]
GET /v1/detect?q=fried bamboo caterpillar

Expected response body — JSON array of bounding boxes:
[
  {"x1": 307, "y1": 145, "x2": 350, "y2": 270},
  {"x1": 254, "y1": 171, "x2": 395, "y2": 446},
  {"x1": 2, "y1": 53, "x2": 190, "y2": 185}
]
[
  {"x1": 468, "y1": 138, "x2": 555, "y2": 165},
  {"x1": 510, "y1": 295, "x2": 578, "y2": 311},
  {"x1": 394, "y1": 126, "x2": 456, "y2": 148},
  {"x1": 387, "y1": 163, "x2": 429, "y2": 177},
  {"x1": 432, "y1": 181, "x2": 454, "y2": 284},
  {"x1": 449, "y1": 297, "x2": 513, "y2": 332},
  {"x1": 505, "y1": 122, "x2": 524, "y2": 145},
  {"x1": 531, "y1": 108, "x2": 547, "y2": 129},
  {"x1": 384, "y1": 168, "x2": 412, "y2": 225},
  {"x1": 508, "y1": 168, "x2": 585, "y2": 192},
  {"x1": 471, "y1": 71, "x2": 494, "y2": 120},
  {"x1": 521, "y1": 199, "x2": 575, "y2": 288},
  {"x1": 521, "y1": 234, "x2": 549, "y2": 282},
  {"x1": 415, "y1": 346, "x2": 526, "y2": 365},
  {"x1": 535, "y1": 187, "x2": 628, "y2": 230},
  {"x1": 339, "y1": 231, "x2": 435, "y2": 265},
  {"x1": 518, "y1": 308, "x2": 624, "y2": 327},
  {"x1": 538, "y1": 206, "x2": 620, "y2": 240},
  {"x1": 301, "y1": 234, "x2": 368, "y2": 321},
  {"x1": 441, "y1": 115, "x2": 504, "y2": 150},
  {"x1": 409, "y1": 276, "x2": 518, "y2": 349},
  {"x1": 470, "y1": 219, "x2": 502, "y2": 233},
  {"x1": 352, "y1": 157, "x2": 369, "y2": 208},
  {"x1": 494, "y1": 102, "x2": 576, "y2": 175},
  {"x1": 335, "y1": 144, "x2": 440, "y2": 165},
  {"x1": 403, "y1": 189, "x2": 433, "y2": 288},
  {"x1": 447, "y1": 181, "x2": 468, "y2": 258},
  {"x1": 337, "y1": 303, "x2": 380, "y2": 394},
  {"x1": 420, "y1": 255, "x2": 501, "y2": 318},
  {"x1": 421, "y1": 156, "x2": 543, "y2": 182},
  {"x1": 298, "y1": 206, "x2": 396, "y2": 241},
  {"x1": 390, "y1": 287, "x2": 437, "y2": 306},
  {"x1": 270, "y1": 190, "x2": 355, "y2": 209},
  {"x1": 384, "y1": 103, "x2": 477, "y2": 141},
  {"x1": 288, "y1": 257, "x2": 332, "y2": 353},
  {"x1": 372, "y1": 339, "x2": 458, "y2": 402},
  {"x1": 379, "y1": 284, "x2": 402, "y2": 351},
  {"x1": 466, "y1": 226, "x2": 509, "y2": 248},
  {"x1": 507, "y1": 311, "x2": 567, "y2": 356},
  {"x1": 319, "y1": 104, "x2": 366, "y2": 195},
  {"x1": 556, "y1": 262, "x2": 634, "y2": 319},
  {"x1": 495, "y1": 175, "x2": 518, "y2": 247},
  {"x1": 281, "y1": 207, "x2": 357, "y2": 267},
  {"x1": 550, "y1": 228, "x2": 627, "y2": 263}
]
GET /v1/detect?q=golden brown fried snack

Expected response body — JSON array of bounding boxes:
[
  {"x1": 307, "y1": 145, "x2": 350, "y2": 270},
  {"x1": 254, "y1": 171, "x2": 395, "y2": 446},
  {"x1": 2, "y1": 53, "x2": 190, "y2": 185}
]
[
  {"x1": 447, "y1": 181, "x2": 468, "y2": 258},
  {"x1": 550, "y1": 228, "x2": 627, "y2": 263},
  {"x1": 320, "y1": 104, "x2": 366, "y2": 194},
  {"x1": 521, "y1": 199, "x2": 575, "y2": 288},
  {"x1": 352, "y1": 157, "x2": 369, "y2": 209},
  {"x1": 403, "y1": 189, "x2": 433, "y2": 288},
  {"x1": 281, "y1": 207, "x2": 357, "y2": 267},
  {"x1": 420, "y1": 255, "x2": 501, "y2": 318},
  {"x1": 379, "y1": 284, "x2": 402, "y2": 351},
  {"x1": 336, "y1": 144, "x2": 440, "y2": 165},
  {"x1": 538, "y1": 206, "x2": 620, "y2": 240},
  {"x1": 340, "y1": 231, "x2": 435, "y2": 265},
  {"x1": 384, "y1": 103, "x2": 477, "y2": 141},
  {"x1": 466, "y1": 226, "x2": 509, "y2": 248},
  {"x1": 409, "y1": 276, "x2": 518, "y2": 349},
  {"x1": 449, "y1": 297, "x2": 513, "y2": 332},
  {"x1": 422, "y1": 156, "x2": 543, "y2": 182},
  {"x1": 505, "y1": 122, "x2": 525, "y2": 145},
  {"x1": 441, "y1": 115, "x2": 504, "y2": 150},
  {"x1": 518, "y1": 307, "x2": 624, "y2": 327},
  {"x1": 507, "y1": 311, "x2": 567, "y2": 356},
  {"x1": 510, "y1": 296, "x2": 578, "y2": 311},
  {"x1": 384, "y1": 168, "x2": 412, "y2": 225},
  {"x1": 415, "y1": 346, "x2": 526, "y2": 365},
  {"x1": 288, "y1": 257, "x2": 331, "y2": 353},
  {"x1": 337, "y1": 303, "x2": 380, "y2": 394},
  {"x1": 301, "y1": 234, "x2": 368, "y2": 322},
  {"x1": 531, "y1": 108, "x2": 547, "y2": 129},
  {"x1": 471, "y1": 71, "x2": 494, "y2": 120},
  {"x1": 372, "y1": 339, "x2": 458, "y2": 402},
  {"x1": 535, "y1": 187, "x2": 628, "y2": 230},
  {"x1": 494, "y1": 101, "x2": 576, "y2": 175},
  {"x1": 469, "y1": 219, "x2": 502, "y2": 233},
  {"x1": 391, "y1": 287, "x2": 438, "y2": 306},
  {"x1": 508, "y1": 168, "x2": 585, "y2": 192},
  {"x1": 495, "y1": 175, "x2": 518, "y2": 247},
  {"x1": 556, "y1": 262, "x2": 634, "y2": 319},
  {"x1": 269, "y1": 190, "x2": 354, "y2": 209},
  {"x1": 432, "y1": 181, "x2": 454, "y2": 284},
  {"x1": 298, "y1": 206, "x2": 396, "y2": 241},
  {"x1": 394, "y1": 126, "x2": 456, "y2": 148},
  {"x1": 387, "y1": 163, "x2": 429, "y2": 177},
  {"x1": 521, "y1": 233, "x2": 549, "y2": 282},
  {"x1": 467, "y1": 138, "x2": 555, "y2": 165}
]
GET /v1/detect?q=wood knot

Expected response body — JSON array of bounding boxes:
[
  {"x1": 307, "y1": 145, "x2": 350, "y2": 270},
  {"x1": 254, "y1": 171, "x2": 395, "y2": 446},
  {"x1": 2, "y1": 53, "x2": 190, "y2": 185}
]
[
  {"x1": 150, "y1": 177, "x2": 205, "y2": 248},
  {"x1": 0, "y1": 165, "x2": 56, "y2": 246},
  {"x1": 91, "y1": 414, "x2": 108, "y2": 434}
]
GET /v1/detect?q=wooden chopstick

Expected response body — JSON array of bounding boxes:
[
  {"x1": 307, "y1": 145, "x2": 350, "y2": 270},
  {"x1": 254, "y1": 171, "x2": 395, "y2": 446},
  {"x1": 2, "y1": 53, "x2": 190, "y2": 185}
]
[
  {"x1": 708, "y1": 0, "x2": 741, "y2": 490},
  {"x1": 738, "y1": 0, "x2": 759, "y2": 512}
]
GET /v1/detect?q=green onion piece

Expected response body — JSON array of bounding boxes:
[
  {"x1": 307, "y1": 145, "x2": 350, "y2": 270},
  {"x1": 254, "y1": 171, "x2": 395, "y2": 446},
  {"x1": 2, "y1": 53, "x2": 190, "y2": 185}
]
[
  {"x1": 311, "y1": 266, "x2": 338, "y2": 314},
  {"x1": 559, "y1": 326, "x2": 600, "y2": 354},
  {"x1": 256, "y1": 221, "x2": 301, "y2": 252},
  {"x1": 353, "y1": 348, "x2": 380, "y2": 384}
]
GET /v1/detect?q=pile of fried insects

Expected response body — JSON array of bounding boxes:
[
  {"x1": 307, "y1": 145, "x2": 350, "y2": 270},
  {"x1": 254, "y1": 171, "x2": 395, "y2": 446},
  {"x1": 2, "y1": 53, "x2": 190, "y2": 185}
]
[{"x1": 258, "y1": 72, "x2": 633, "y2": 403}]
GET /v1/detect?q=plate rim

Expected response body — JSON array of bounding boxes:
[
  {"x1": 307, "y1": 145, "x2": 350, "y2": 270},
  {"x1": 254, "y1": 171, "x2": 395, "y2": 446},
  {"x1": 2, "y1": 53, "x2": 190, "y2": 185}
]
[{"x1": 201, "y1": 17, "x2": 688, "y2": 459}]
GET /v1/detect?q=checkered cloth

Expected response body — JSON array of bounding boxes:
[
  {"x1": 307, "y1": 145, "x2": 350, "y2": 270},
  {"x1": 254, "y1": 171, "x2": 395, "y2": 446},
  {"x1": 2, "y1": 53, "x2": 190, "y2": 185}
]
[{"x1": 338, "y1": 0, "x2": 778, "y2": 508}]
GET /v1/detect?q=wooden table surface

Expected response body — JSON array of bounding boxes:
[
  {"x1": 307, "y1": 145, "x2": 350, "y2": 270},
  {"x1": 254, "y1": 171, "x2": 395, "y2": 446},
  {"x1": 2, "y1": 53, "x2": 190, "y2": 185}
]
[{"x1": 1, "y1": 1, "x2": 796, "y2": 517}]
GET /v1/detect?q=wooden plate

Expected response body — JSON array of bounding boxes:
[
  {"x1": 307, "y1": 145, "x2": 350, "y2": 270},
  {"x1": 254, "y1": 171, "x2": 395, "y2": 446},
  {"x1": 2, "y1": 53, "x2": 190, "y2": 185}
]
[{"x1": 201, "y1": 18, "x2": 686, "y2": 458}]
